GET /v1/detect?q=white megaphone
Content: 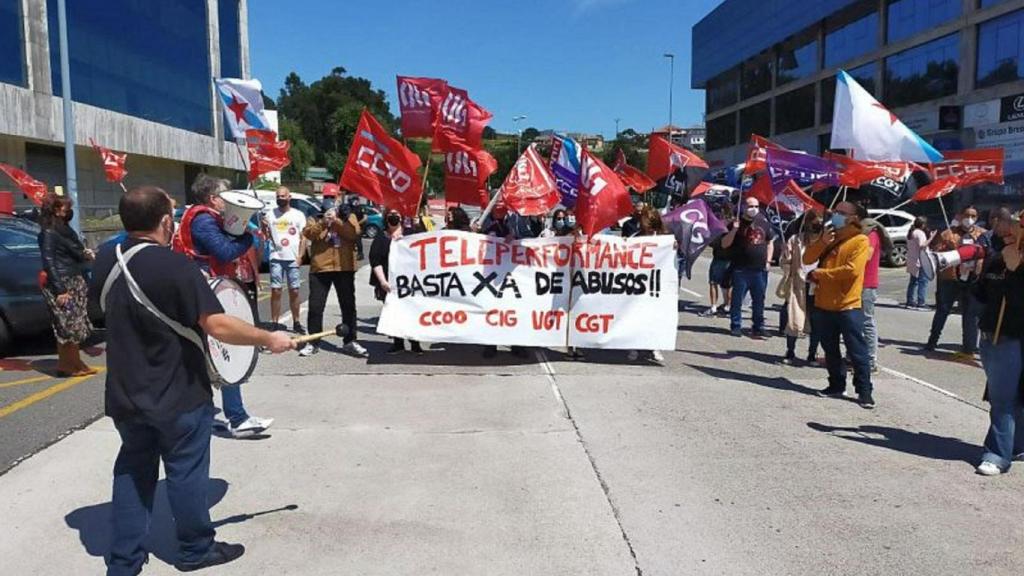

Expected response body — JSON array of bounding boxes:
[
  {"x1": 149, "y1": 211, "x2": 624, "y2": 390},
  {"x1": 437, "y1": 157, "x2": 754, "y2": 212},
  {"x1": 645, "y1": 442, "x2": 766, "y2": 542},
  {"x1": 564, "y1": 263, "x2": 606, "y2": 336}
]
[
  {"x1": 919, "y1": 245, "x2": 986, "y2": 281},
  {"x1": 219, "y1": 190, "x2": 265, "y2": 236}
]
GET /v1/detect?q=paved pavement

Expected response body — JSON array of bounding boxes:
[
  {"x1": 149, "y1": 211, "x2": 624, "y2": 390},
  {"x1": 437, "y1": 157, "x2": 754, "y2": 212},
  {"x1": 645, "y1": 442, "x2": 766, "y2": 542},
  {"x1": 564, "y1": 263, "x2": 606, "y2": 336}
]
[{"x1": 1, "y1": 256, "x2": 1022, "y2": 575}]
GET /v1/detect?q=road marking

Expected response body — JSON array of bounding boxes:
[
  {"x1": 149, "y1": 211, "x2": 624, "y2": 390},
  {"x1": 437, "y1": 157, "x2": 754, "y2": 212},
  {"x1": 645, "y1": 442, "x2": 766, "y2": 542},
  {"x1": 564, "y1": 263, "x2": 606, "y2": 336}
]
[
  {"x1": 679, "y1": 286, "x2": 702, "y2": 298},
  {"x1": 534, "y1": 350, "x2": 568, "y2": 418},
  {"x1": 0, "y1": 375, "x2": 53, "y2": 389},
  {"x1": 0, "y1": 368, "x2": 104, "y2": 419},
  {"x1": 878, "y1": 365, "x2": 985, "y2": 412}
]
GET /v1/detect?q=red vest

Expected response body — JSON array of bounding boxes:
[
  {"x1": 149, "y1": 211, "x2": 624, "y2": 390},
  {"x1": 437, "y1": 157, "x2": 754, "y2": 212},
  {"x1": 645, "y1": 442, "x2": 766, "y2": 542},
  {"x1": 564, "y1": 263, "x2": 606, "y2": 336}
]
[{"x1": 172, "y1": 205, "x2": 257, "y2": 283}]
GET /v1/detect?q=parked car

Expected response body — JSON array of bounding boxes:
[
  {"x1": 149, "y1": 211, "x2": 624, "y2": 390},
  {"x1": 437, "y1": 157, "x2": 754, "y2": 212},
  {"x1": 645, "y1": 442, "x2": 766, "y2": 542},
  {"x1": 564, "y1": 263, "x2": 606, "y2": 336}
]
[
  {"x1": 0, "y1": 215, "x2": 49, "y2": 352},
  {"x1": 362, "y1": 206, "x2": 384, "y2": 238},
  {"x1": 868, "y1": 208, "x2": 914, "y2": 267}
]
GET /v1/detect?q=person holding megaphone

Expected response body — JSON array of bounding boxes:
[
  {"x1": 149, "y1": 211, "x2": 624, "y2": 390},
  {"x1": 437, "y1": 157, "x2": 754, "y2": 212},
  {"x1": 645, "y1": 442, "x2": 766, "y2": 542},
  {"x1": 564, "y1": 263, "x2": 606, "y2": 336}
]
[{"x1": 924, "y1": 206, "x2": 986, "y2": 361}]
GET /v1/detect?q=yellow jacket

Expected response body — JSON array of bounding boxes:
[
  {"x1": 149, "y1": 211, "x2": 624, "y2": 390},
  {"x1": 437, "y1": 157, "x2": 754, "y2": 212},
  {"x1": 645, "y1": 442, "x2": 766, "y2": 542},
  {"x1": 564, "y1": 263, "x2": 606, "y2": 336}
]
[{"x1": 802, "y1": 226, "x2": 870, "y2": 312}]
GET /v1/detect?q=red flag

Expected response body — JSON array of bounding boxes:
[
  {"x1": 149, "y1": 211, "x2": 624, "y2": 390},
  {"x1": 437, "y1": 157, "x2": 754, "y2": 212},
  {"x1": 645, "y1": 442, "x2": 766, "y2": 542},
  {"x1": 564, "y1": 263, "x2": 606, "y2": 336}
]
[
  {"x1": 929, "y1": 149, "x2": 1004, "y2": 187},
  {"x1": 245, "y1": 129, "x2": 292, "y2": 182},
  {"x1": 912, "y1": 177, "x2": 958, "y2": 202},
  {"x1": 824, "y1": 152, "x2": 886, "y2": 188},
  {"x1": 339, "y1": 110, "x2": 423, "y2": 217},
  {"x1": 396, "y1": 76, "x2": 447, "y2": 139},
  {"x1": 0, "y1": 163, "x2": 48, "y2": 206},
  {"x1": 745, "y1": 174, "x2": 775, "y2": 206},
  {"x1": 647, "y1": 135, "x2": 708, "y2": 181},
  {"x1": 744, "y1": 135, "x2": 784, "y2": 175},
  {"x1": 432, "y1": 85, "x2": 492, "y2": 152},
  {"x1": 775, "y1": 180, "x2": 825, "y2": 215},
  {"x1": 443, "y1": 143, "x2": 497, "y2": 208},
  {"x1": 89, "y1": 139, "x2": 128, "y2": 183},
  {"x1": 690, "y1": 181, "x2": 713, "y2": 197},
  {"x1": 578, "y1": 150, "x2": 634, "y2": 237},
  {"x1": 612, "y1": 149, "x2": 656, "y2": 193},
  {"x1": 499, "y1": 144, "x2": 560, "y2": 216}
]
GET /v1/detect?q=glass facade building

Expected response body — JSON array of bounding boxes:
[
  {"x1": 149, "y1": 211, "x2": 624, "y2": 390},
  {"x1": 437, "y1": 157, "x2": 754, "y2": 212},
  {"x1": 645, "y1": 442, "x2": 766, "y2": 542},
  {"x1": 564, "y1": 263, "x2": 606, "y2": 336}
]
[
  {"x1": 219, "y1": 0, "x2": 242, "y2": 79},
  {"x1": 977, "y1": 8, "x2": 1024, "y2": 88},
  {"x1": 824, "y1": 6, "x2": 877, "y2": 68},
  {"x1": 884, "y1": 33, "x2": 959, "y2": 108},
  {"x1": 0, "y1": 0, "x2": 23, "y2": 87}
]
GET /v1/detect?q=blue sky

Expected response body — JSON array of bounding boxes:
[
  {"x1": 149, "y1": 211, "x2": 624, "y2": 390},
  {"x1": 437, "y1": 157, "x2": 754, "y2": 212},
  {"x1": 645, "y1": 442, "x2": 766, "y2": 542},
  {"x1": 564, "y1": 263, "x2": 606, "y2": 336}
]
[{"x1": 248, "y1": 0, "x2": 723, "y2": 138}]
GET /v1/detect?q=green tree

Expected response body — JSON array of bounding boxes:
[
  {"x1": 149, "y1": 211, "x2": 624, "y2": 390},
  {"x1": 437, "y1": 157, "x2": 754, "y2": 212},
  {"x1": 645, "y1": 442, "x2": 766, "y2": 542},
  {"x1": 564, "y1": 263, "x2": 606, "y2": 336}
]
[
  {"x1": 278, "y1": 118, "x2": 313, "y2": 182},
  {"x1": 520, "y1": 127, "x2": 540, "y2": 143},
  {"x1": 482, "y1": 126, "x2": 497, "y2": 140}
]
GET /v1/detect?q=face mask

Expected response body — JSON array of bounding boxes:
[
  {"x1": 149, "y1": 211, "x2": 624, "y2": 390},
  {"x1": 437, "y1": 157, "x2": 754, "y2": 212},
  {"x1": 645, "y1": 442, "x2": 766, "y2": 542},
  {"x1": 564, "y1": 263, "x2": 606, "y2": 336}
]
[
  {"x1": 276, "y1": 199, "x2": 289, "y2": 209},
  {"x1": 554, "y1": 218, "x2": 566, "y2": 229},
  {"x1": 745, "y1": 207, "x2": 759, "y2": 219},
  {"x1": 386, "y1": 214, "x2": 401, "y2": 227},
  {"x1": 830, "y1": 213, "x2": 847, "y2": 229},
  {"x1": 962, "y1": 218, "x2": 976, "y2": 229},
  {"x1": 566, "y1": 217, "x2": 576, "y2": 227}
]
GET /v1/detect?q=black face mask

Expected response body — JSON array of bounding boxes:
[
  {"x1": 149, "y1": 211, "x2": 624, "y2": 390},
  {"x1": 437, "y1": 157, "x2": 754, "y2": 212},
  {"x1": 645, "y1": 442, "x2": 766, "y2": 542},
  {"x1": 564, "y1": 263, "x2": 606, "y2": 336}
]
[
  {"x1": 276, "y1": 199, "x2": 289, "y2": 209},
  {"x1": 386, "y1": 214, "x2": 401, "y2": 227},
  {"x1": 63, "y1": 209, "x2": 74, "y2": 223}
]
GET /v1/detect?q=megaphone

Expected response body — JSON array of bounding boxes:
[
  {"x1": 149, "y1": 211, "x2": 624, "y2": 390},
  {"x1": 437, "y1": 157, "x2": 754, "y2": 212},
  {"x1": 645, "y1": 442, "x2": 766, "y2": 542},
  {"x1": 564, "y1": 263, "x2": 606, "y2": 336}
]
[
  {"x1": 219, "y1": 190, "x2": 265, "y2": 236},
  {"x1": 919, "y1": 245, "x2": 986, "y2": 281}
]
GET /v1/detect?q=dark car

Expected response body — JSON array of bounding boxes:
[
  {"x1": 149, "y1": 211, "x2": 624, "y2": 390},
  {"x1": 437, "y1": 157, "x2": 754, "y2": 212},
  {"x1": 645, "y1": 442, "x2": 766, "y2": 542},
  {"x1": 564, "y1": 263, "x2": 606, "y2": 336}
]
[{"x1": 0, "y1": 215, "x2": 50, "y2": 352}]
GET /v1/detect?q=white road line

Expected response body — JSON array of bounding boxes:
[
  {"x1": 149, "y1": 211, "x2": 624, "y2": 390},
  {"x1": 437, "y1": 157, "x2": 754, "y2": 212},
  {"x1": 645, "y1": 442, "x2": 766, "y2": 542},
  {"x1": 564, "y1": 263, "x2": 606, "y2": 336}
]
[
  {"x1": 535, "y1": 350, "x2": 569, "y2": 419},
  {"x1": 878, "y1": 365, "x2": 985, "y2": 411},
  {"x1": 679, "y1": 286, "x2": 702, "y2": 298}
]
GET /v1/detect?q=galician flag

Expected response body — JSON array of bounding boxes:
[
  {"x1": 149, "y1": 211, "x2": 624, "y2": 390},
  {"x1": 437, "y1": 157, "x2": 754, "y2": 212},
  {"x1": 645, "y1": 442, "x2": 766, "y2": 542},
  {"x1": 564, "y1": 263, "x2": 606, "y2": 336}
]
[
  {"x1": 215, "y1": 78, "x2": 271, "y2": 139},
  {"x1": 830, "y1": 70, "x2": 943, "y2": 163}
]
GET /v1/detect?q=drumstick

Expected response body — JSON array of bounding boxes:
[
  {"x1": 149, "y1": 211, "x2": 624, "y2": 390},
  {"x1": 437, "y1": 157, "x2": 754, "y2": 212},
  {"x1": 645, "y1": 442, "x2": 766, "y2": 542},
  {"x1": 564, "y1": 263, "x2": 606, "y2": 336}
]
[
  {"x1": 993, "y1": 297, "x2": 1007, "y2": 346},
  {"x1": 291, "y1": 323, "x2": 352, "y2": 346}
]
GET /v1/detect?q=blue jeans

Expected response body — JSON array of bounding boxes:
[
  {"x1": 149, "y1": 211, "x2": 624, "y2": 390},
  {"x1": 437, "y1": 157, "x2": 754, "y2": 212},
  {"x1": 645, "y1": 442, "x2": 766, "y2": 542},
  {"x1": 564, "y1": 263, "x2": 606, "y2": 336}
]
[
  {"x1": 107, "y1": 403, "x2": 216, "y2": 575},
  {"x1": 730, "y1": 268, "x2": 768, "y2": 333},
  {"x1": 221, "y1": 385, "x2": 249, "y2": 427},
  {"x1": 906, "y1": 273, "x2": 928, "y2": 307},
  {"x1": 928, "y1": 280, "x2": 980, "y2": 353},
  {"x1": 814, "y1": 308, "x2": 873, "y2": 396},
  {"x1": 862, "y1": 288, "x2": 878, "y2": 367},
  {"x1": 980, "y1": 336, "x2": 1024, "y2": 469}
]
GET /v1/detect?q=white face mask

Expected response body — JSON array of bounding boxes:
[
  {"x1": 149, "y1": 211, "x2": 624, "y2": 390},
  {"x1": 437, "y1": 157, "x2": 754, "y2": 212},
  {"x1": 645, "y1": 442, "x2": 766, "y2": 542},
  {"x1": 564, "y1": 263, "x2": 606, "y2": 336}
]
[
  {"x1": 962, "y1": 217, "x2": 977, "y2": 229},
  {"x1": 745, "y1": 206, "x2": 759, "y2": 218}
]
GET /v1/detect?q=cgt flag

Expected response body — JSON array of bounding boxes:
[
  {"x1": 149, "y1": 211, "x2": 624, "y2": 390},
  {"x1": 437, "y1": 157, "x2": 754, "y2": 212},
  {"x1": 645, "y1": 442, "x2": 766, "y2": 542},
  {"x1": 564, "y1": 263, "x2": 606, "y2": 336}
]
[
  {"x1": 578, "y1": 150, "x2": 633, "y2": 237},
  {"x1": 499, "y1": 144, "x2": 560, "y2": 216},
  {"x1": 89, "y1": 138, "x2": 128, "y2": 183},
  {"x1": 432, "y1": 85, "x2": 493, "y2": 151},
  {"x1": 664, "y1": 197, "x2": 727, "y2": 280},
  {"x1": 215, "y1": 78, "x2": 271, "y2": 139},
  {"x1": 0, "y1": 163, "x2": 48, "y2": 206},
  {"x1": 245, "y1": 129, "x2": 291, "y2": 182},
  {"x1": 775, "y1": 180, "x2": 825, "y2": 216},
  {"x1": 549, "y1": 134, "x2": 583, "y2": 208},
  {"x1": 396, "y1": 76, "x2": 447, "y2": 138},
  {"x1": 443, "y1": 143, "x2": 497, "y2": 208},
  {"x1": 340, "y1": 110, "x2": 423, "y2": 217},
  {"x1": 612, "y1": 149, "x2": 656, "y2": 193}
]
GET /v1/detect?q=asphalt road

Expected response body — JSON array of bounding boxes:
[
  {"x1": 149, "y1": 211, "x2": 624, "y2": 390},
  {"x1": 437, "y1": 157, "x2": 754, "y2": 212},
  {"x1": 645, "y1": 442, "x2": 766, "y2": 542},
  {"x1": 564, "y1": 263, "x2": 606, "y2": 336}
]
[{"x1": 3, "y1": 248, "x2": 1022, "y2": 575}]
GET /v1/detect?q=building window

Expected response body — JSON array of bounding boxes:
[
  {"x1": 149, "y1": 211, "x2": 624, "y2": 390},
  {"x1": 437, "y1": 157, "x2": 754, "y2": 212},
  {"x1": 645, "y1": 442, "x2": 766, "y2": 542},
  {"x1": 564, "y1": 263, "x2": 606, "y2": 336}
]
[
  {"x1": 48, "y1": 0, "x2": 213, "y2": 135},
  {"x1": 981, "y1": 0, "x2": 1011, "y2": 8},
  {"x1": 741, "y1": 53, "x2": 773, "y2": 100},
  {"x1": 707, "y1": 113, "x2": 737, "y2": 151},
  {"x1": 0, "y1": 0, "x2": 24, "y2": 87},
  {"x1": 219, "y1": 0, "x2": 241, "y2": 79},
  {"x1": 739, "y1": 100, "x2": 771, "y2": 143},
  {"x1": 824, "y1": 5, "x2": 878, "y2": 68},
  {"x1": 884, "y1": 34, "x2": 959, "y2": 108},
  {"x1": 977, "y1": 9, "x2": 1024, "y2": 89},
  {"x1": 775, "y1": 84, "x2": 817, "y2": 134},
  {"x1": 822, "y1": 62, "x2": 876, "y2": 123},
  {"x1": 777, "y1": 32, "x2": 818, "y2": 87},
  {"x1": 706, "y1": 68, "x2": 739, "y2": 113},
  {"x1": 887, "y1": 0, "x2": 961, "y2": 44}
]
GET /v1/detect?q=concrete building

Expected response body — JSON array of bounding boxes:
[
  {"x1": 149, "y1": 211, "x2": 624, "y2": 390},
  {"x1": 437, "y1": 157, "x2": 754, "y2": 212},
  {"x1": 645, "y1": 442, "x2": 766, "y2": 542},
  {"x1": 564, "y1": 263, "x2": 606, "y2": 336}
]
[
  {"x1": 0, "y1": 0, "x2": 250, "y2": 217},
  {"x1": 693, "y1": 0, "x2": 1024, "y2": 202},
  {"x1": 651, "y1": 124, "x2": 706, "y2": 153}
]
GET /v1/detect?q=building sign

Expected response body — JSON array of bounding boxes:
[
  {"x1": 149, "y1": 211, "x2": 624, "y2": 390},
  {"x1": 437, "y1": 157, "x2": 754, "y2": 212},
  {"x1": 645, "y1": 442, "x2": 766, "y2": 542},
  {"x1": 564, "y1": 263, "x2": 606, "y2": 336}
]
[
  {"x1": 900, "y1": 110, "x2": 938, "y2": 134},
  {"x1": 964, "y1": 99, "x2": 1000, "y2": 128},
  {"x1": 999, "y1": 93, "x2": 1024, "y2": 123},
  {"x1": 975, "y1": 120, "x2": 1024, "y2": 162}
]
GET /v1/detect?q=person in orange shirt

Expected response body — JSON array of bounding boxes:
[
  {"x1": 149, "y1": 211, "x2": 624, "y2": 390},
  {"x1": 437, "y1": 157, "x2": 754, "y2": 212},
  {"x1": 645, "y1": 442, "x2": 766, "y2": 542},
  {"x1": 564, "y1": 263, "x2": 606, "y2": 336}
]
[{"x1": 803, "y1": 202, "x2": 875, "y2": 409}]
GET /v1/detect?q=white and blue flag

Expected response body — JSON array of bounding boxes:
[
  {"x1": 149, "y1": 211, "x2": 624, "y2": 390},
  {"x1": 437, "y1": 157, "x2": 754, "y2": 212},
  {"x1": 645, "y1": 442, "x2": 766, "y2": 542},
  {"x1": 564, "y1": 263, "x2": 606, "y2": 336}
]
[
  {"x1": 549, "y1": 134, "x2": 582, "y2": 208},
  {"x1": 215, "y1": 78, "x2": 271, "y2": 139}
]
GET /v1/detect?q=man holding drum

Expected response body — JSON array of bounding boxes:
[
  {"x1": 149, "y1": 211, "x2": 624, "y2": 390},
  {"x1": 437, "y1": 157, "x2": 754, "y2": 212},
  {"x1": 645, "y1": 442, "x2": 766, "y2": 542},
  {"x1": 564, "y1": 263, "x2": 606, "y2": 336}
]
[
  {"x1": 174, "y1": 175, "x2": 273, "y2": 438},
  {"x1": 91, "y1": 187, "x2": 294, "y2": 574}
]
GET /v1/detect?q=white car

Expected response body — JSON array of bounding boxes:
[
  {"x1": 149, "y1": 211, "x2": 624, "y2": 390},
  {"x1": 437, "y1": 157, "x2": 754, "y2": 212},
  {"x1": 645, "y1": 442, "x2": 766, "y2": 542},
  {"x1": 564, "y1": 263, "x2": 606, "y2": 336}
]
[{"x1": 868, "y1": 208, "x2": 914, "y2": 267}]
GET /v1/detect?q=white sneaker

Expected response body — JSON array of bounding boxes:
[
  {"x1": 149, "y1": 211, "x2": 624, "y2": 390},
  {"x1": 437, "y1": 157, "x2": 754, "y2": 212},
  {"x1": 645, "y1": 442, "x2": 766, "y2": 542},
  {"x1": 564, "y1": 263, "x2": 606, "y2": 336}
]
[
  {"x1": 627, "y1": 350, "x2": 640, "y2": 362},
  {"x1": 229, "y1": 416, "x2": 274, "y2": 438},
  {"x1": 976, "y1": 461, "x2": 1005, "y2": 476},
  {"x1": 651, "y1": 350, "x2": 665, "y2": 364},
  {"x1": 298, "y1": 343, "x2": 318, "y2": 357},
  {"x1": 343, "y1": 341, "x2": 369, "y2": 357}
]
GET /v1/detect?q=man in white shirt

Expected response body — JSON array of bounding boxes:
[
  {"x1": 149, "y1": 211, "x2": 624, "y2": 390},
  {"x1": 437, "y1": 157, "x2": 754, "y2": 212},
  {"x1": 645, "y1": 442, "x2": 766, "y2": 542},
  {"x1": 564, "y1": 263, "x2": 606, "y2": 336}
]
[{"x1": 267, "y1": 186, "x2": 308, "y2": 333}]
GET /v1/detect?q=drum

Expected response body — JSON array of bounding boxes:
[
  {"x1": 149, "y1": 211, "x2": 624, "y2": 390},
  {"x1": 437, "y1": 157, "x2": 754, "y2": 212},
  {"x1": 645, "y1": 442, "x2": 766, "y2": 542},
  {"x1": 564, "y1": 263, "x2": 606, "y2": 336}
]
[
  {"x1": 207, "y1": 277, "x2": 258, "y2": 386},
  {"x1": 220, "y1": 190, "x2": 265, "y2": 236}
]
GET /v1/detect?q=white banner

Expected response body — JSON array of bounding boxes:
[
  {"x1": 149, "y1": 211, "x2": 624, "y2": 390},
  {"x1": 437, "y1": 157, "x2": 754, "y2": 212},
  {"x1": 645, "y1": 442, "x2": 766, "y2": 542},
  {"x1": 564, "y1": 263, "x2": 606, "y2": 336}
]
[{"x1": 376, "y1": 231, "x2": 678, "y2": 349}]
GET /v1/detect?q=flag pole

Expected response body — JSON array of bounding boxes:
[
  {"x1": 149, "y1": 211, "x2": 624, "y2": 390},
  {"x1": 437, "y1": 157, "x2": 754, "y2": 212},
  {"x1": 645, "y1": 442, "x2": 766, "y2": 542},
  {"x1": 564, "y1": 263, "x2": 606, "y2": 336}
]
[
  {"x1": 234, "y1": 139, "x2": 254, "y2": 192},
  {"x1": 119, "y1": 182, "x2": 127, "y2": 194},
  {"x1": 938, "y1": 195, "x2": 952, "y2": 230}
]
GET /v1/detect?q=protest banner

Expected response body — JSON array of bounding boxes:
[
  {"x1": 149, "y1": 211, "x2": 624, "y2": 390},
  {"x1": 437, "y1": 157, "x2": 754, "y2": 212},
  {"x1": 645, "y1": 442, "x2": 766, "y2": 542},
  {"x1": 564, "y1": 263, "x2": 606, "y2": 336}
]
[{"x1": 376, "y1": 231, "x2": 679, "y2": 349}]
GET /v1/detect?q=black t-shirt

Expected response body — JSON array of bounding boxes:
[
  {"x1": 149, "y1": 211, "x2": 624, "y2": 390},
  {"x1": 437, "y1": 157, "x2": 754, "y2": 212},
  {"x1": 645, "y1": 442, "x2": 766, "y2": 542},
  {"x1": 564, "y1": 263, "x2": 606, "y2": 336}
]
[
  {"x1": 711, "y1": 235, "x2": 730, "y2": 261},
  {"x1": 975, "y1": 252, "x2": 1024, "y2": 338},
  {"x1": 731, "y1": 216, "x2": 771, "y2": 270},
  {"x1": 368, "y1": 234, "x2": 392, "y2": 288},
  {"x1": 88, "y1": 238, "x2": 224, "y2": 423}
]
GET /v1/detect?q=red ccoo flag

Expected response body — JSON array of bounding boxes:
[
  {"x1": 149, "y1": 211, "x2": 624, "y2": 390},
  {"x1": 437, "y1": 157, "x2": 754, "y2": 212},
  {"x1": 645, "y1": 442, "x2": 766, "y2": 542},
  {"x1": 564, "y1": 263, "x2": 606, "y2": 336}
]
[
  {"x1": 912, "y1": 176, "x2": 959, "y2": 202},
  {"x1": 499, "y1": 144, "x2": 560, "y2": 216},
  {"x1": 339, "y1": 110, "x2": 423, "y2": 217},
  {"x1": 824, "y1": 152, "x2": 887, "y2": 188},
  {"x1": 396, "y1": 76, "x2": 447, "y2": 139},
  {"x1": 612, "y1": 149, "x2": 656, "y2": 193},
  {"x1": 432, "y1": 85, "x2": 493, "y2": 152},
  {"x1": 245, "y1": 129, "x2": 291, "y2": 182},
  {"x1": 0, "y1": 163, "x2": 48, "y2": 206},
  {"x1": 90, "y1": 139, "x2": 128, "y2": 183},
  {"x1": 443, "y1": 142, "x2": 497, "y2": 208},
  {"x1": 647, "y1": 135, "x2": 708, "y2": 182},
  {"x1": 578, "y1": 150, "x2": 633, "y2": 237}
]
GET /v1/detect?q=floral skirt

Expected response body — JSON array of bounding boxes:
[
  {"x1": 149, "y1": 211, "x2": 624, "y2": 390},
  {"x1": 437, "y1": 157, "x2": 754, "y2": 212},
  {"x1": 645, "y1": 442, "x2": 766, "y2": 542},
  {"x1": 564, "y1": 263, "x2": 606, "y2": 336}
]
[{"x1": 42, "y1": 275, "x2": 92, "y2": 345}]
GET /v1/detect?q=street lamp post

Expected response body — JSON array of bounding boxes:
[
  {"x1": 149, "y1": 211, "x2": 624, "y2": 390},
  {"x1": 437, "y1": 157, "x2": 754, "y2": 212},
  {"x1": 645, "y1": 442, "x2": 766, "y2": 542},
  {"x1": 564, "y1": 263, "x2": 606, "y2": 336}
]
[
  {"x1": 614, "y1": 117, "x2": 621, "y2": 139},
  {"x1": 57, "y1": 0, "x2": 80, "y2": 235},
  {"x1": 663, "y1": 53, "x2": 675, "y2": 143},
  {"x1": 513, "y1": 115, "x2": 527, "y2": 155}
]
